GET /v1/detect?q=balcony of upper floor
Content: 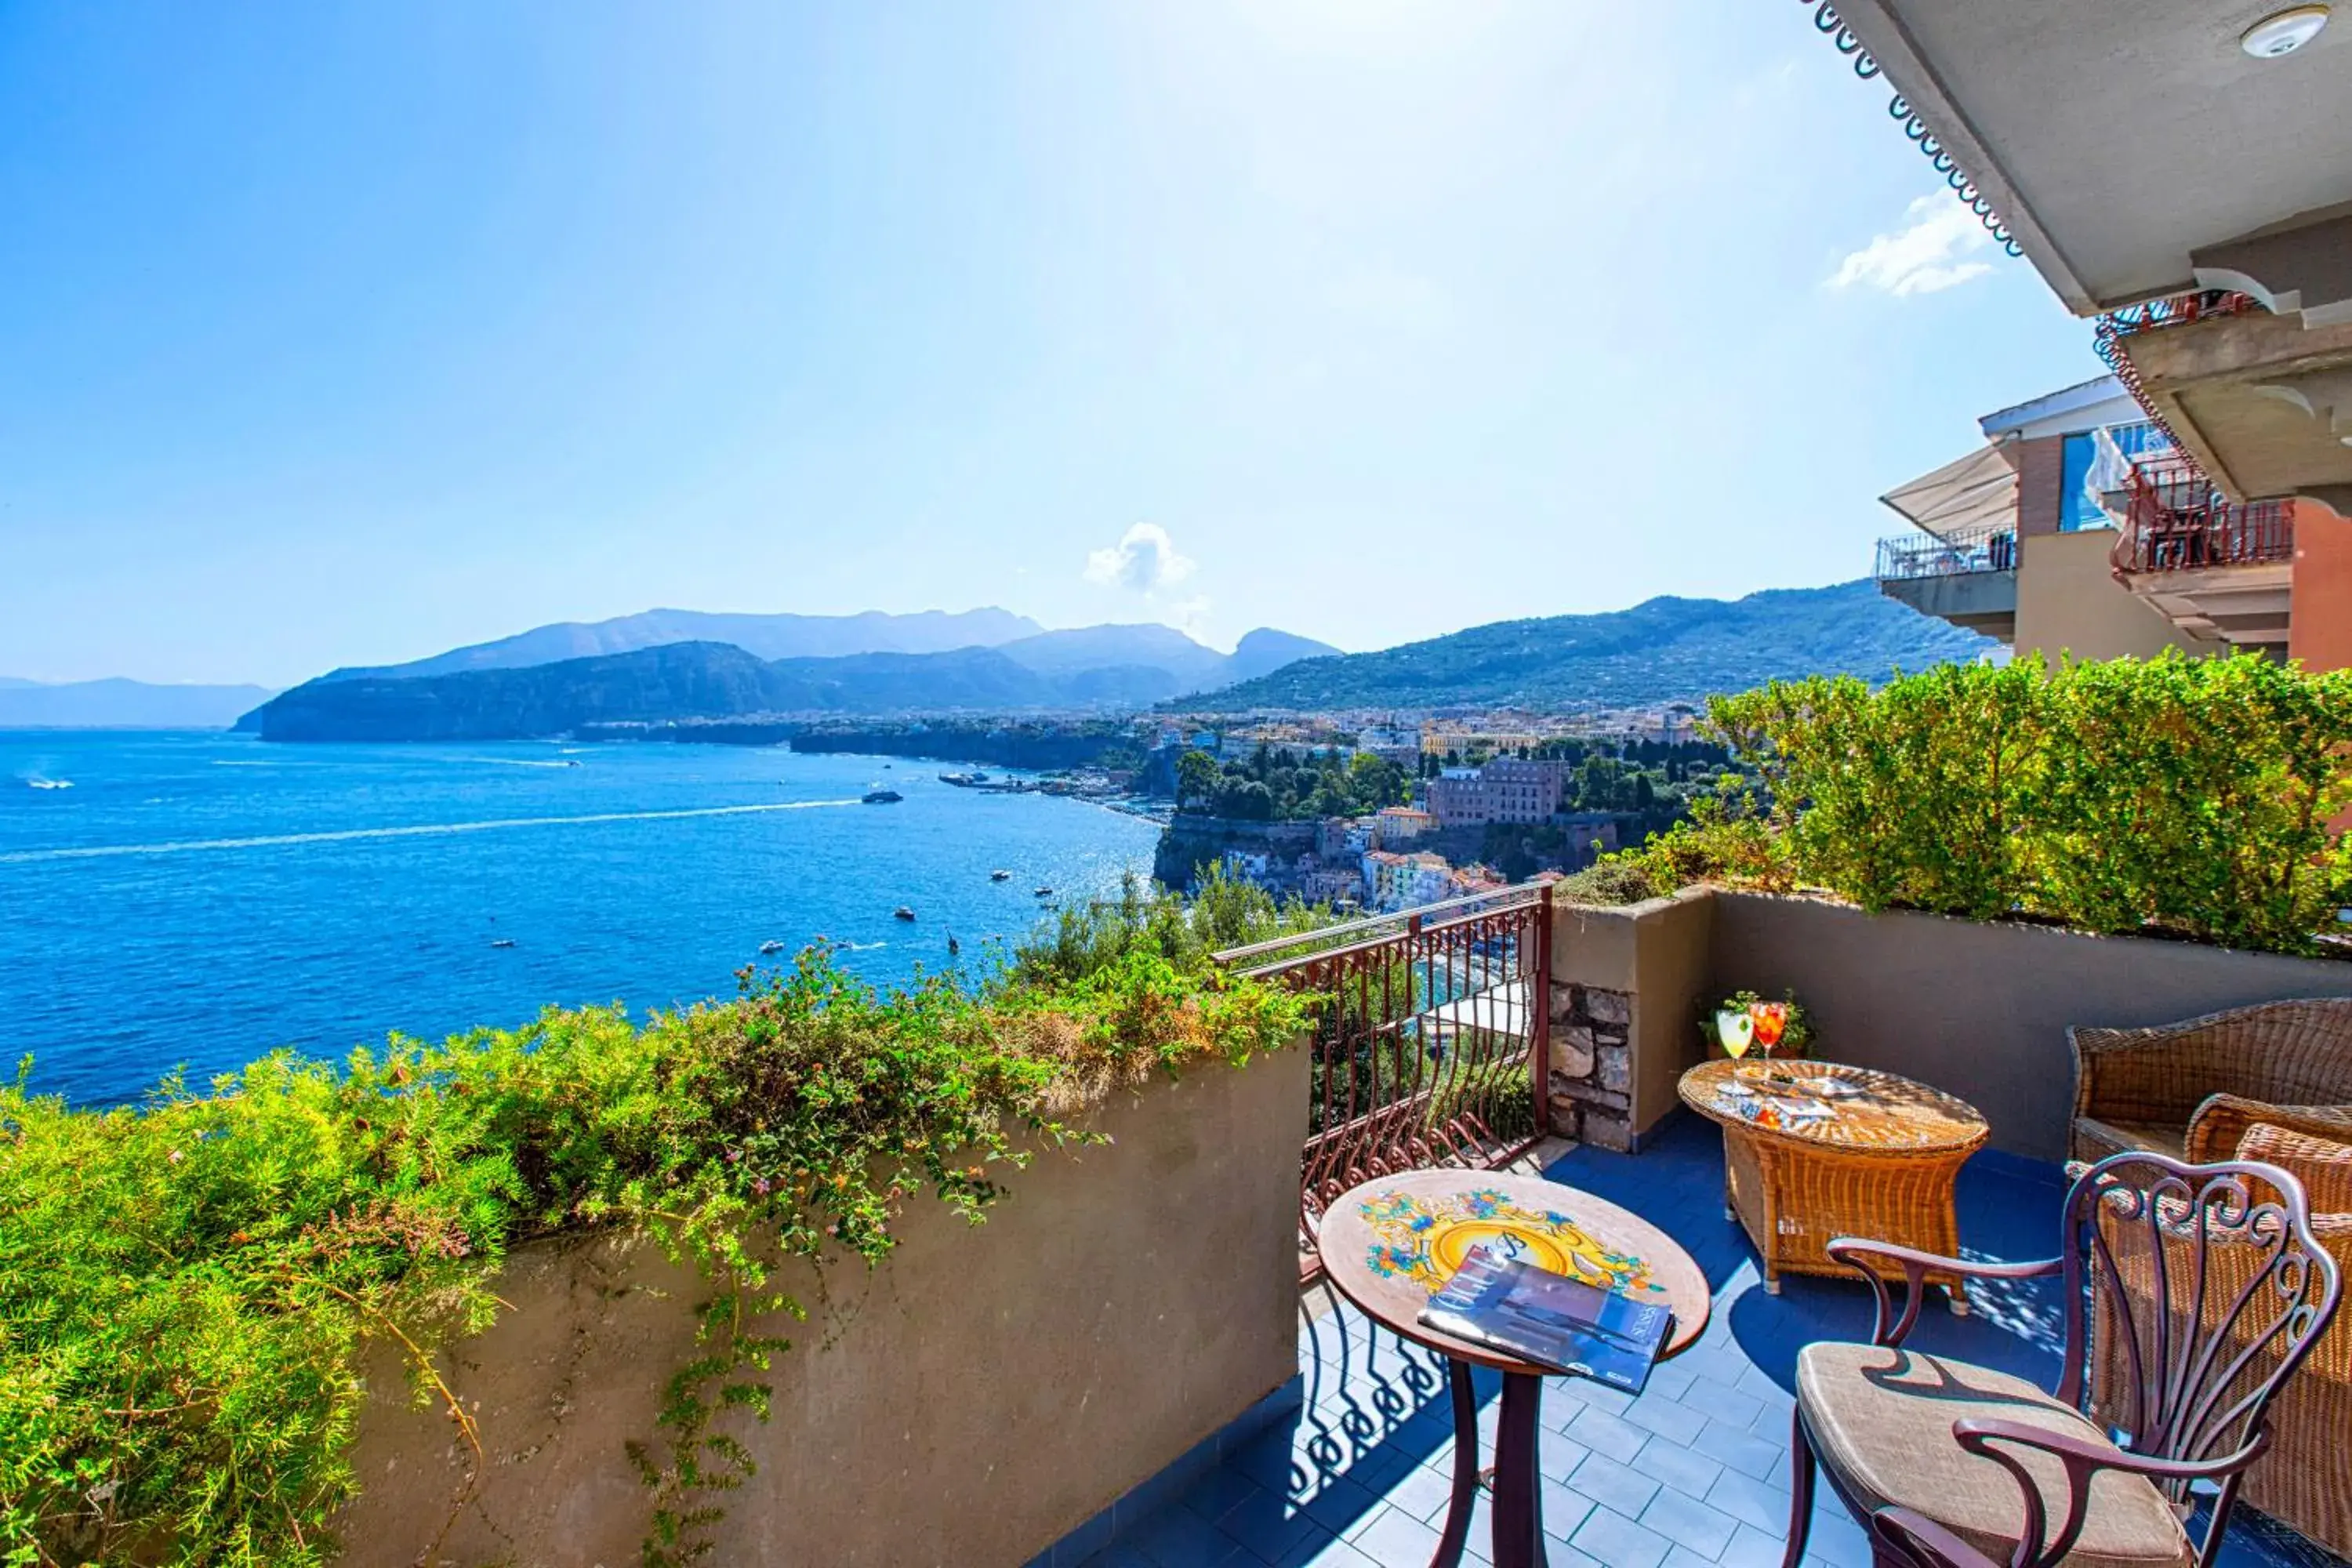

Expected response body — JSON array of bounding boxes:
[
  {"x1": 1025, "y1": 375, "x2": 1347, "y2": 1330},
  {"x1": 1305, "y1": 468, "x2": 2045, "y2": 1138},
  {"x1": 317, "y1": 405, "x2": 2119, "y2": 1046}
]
[
  {"x1": 2097, "y1": 293, "x2": 2352, "y2": 520},
  {"x1": 1870, "y1": 442, "x2": 2020, "y2": 643},
  {"x1": 1873, "y1": 527, "x2": 2018, "y2": 642},
  {"x1": 2109, "y1": 450, "x2": 2298, "y2": 650}
]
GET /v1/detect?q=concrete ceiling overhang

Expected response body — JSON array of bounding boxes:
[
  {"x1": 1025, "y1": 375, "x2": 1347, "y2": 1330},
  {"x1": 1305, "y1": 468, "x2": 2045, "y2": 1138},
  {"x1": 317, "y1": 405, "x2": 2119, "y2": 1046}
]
[
  {"x1": 2113, "y1": 310, "x2": 2352, "y2": 509},
  {"x1": 1828, "y1": 0, "x2": 2352, "y2": 317}
]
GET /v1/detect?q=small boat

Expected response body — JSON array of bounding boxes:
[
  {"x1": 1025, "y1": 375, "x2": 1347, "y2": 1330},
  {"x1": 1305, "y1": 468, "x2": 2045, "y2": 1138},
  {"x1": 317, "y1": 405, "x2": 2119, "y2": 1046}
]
[
  {"x1": 1033, "y1": 886, "x2": 1054, "y2": 898},
  {"x1": 490, "y1": 938, "x2": 517, "y2": 949},
  {"x1": 990, "y1": 869, "x2": 1011, "y2": 881},
  {"x1": 862, "y1": 789, "x2": 903, "y2": 804},
  {"x1": 893, "y1": 906, "x2": 917, "y2": 921},
  {"x1": 760, "y1": 939, "x2": 786, "y2": 955},
  {"x1": 946, "y1": 935, "x2": 960, "y2": 956}
]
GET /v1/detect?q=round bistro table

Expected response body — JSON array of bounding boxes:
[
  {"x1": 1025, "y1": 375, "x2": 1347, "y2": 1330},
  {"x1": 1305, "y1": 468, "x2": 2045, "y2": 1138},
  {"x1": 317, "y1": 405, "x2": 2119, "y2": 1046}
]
[
  {"x1": 1318, "y1": 1169, "x2": 1710, "y2": 1568},
  {"x1": 1677, "y1": 1058, "x2": 1988, "y2": 1305}
]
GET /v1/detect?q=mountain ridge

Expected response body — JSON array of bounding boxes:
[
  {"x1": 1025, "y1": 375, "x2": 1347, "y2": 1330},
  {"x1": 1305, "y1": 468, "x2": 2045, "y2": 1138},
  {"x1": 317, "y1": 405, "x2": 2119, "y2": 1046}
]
[
  {"x1": 323, "y1": 606, "x2": 1047, "y2": 682},
  {"x1": 1172, "y1": 581, "x2": 1994, "y2": 711},
  {"x1": 249, "y1": 626, "x2": 1343, "y2": 742},
  {"x1": 244, "y1": 583, "x2": 1989, "y2": 742}
]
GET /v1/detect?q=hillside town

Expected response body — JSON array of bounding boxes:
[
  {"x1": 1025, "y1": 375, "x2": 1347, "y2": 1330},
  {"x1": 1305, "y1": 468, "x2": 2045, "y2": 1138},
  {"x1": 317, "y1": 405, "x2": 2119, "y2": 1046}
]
[{"x1": 866, "y1": 705, "x2": 1727, "y2": 912}]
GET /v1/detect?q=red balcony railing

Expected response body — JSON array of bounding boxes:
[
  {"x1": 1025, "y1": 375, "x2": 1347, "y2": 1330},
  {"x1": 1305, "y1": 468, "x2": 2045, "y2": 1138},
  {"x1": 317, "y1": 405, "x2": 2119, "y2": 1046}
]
[
  {"x1": 1218, "y1": 882, "x2": 1552, "y2": 1283},
  {"x1": 2113, "y1": 452, "x2": 2293, "y2": 574},
  {"x1": 2093, "y1": 292, "x2": 2268, "y2": 459}
]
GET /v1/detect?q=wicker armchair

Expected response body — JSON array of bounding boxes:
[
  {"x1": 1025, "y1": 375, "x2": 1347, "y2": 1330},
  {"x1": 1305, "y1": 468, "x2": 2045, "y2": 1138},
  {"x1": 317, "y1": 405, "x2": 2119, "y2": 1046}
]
[
  {"x1": 2067, "y1": 999, "x2": 2352, "y2": 1163},
  {"x1": 2093, "y1": 1111, "x2": 2352, "y2": 1559}
]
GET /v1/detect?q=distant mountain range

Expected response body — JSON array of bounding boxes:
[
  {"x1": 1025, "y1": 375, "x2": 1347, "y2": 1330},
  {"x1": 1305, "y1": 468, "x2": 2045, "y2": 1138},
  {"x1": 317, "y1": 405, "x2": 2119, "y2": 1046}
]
[
  {"x1": 1172, "y1": 581, "x2": 1996, "y2": 711},
  {"x1": 248, "y1": 625, "x2": 1345, "y2": 742},
  {"x1": 322, "y1": 606, "x2": 1045, "y2": 681},
  {"x1": 0, "y1": 677, "x2": 278, "y2": 729}
]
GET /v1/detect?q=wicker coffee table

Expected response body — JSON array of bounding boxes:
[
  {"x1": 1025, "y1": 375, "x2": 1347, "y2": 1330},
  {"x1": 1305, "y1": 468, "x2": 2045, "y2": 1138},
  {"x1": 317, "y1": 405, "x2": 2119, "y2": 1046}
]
[{"x1": 1678, "y1": 1058, "x2": 1988, "y2": 1308}]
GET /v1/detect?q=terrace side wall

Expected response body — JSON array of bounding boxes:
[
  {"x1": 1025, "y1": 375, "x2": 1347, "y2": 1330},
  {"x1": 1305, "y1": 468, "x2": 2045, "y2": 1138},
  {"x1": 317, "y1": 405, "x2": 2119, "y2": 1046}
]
[
  {"x1": 1705, "y1": 893, "x2": 2352, "y2": 1161},
  {"x1": 336, "y1": 1043, "x2": 1309, "y2": 1568},
  {"x1": 1549, "y1": 889, "x2": 1716, "y2": 1148}
]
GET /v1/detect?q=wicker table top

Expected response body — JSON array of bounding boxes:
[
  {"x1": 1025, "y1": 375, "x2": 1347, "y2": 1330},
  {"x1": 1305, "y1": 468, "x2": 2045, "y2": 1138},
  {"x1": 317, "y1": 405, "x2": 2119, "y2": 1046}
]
[
  {"x1": 1678, "y1": 1058, "x2": 1989, "y2": 1155},
  {"x1": 1316, "y1": 1168, "x2": 1710, "y2": 1376}
]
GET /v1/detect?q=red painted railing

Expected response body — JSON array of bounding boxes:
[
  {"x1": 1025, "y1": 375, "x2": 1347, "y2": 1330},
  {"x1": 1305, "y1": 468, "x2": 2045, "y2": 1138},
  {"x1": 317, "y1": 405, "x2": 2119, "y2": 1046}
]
[
  {"x1": 2093, "y1": 292, "x2": 2267, "y2": 461},
  {"x1": 2113, "y1": 452, "x2": 2293, "y2": 574},
  {"x1": 1218, "y1": 882, "x2": 1554, "y2": 1282}
]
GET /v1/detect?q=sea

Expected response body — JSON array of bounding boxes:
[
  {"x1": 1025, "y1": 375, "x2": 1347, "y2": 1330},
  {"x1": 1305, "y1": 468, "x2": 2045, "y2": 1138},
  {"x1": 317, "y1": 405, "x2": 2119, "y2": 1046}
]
[{"x1": 0, "y1": 731, "x2": 1161, "y2": 1106}]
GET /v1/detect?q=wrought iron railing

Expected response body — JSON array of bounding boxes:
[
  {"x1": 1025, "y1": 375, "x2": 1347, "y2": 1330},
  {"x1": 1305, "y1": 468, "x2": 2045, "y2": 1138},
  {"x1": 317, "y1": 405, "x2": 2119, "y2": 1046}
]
[
  {"x1": 1218, "y1": 881, "x2": 1553, "y2": 1282},
  {"x1": 2113, "y1": 452, "x2": 2293, "y2": 574},
  {"x1": 1875, "y1": 530, "x2": 2017, "y2": 582}
]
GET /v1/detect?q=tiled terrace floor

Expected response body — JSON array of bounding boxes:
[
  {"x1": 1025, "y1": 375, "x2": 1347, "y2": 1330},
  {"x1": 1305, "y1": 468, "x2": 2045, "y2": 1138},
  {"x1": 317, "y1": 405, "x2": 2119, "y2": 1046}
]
[{"x1": 1080, "y1": 1117, "x2": 2345, "y2": 1568}]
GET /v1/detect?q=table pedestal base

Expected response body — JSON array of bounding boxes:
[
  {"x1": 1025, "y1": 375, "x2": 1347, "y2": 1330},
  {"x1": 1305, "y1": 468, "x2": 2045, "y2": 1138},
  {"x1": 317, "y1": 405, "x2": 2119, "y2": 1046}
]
[{"x1": 1431, "y1": 1360, "x2": 1548, "y2": 1568}]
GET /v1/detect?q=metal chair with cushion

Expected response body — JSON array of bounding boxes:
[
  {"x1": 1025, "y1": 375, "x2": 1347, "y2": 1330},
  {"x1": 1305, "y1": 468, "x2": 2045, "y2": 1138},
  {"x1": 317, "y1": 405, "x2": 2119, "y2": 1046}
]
[
  {"x1": 2068, "y1": 999, "x2": 2352, "y2": 1163},
  {"x1": 1779, "y1": 1152, "x2": 2340, "y2": 1568}
]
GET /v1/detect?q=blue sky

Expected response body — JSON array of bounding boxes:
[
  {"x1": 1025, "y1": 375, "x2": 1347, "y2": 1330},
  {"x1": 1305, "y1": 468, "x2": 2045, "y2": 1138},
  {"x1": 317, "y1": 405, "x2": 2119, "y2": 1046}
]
[{"x1": 0, "y1": 2, "x2": 2103, "y2": 686}]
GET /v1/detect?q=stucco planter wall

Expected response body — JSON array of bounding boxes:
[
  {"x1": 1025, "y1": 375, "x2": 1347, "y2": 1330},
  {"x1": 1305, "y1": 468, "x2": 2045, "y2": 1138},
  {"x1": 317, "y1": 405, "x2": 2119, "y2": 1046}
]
[
  {"x1": 335, "y1": 1042, "x2": 1309, "y2": 1568},
  {"x1": 1706, "y1": 892, "x2": 2352, "y2": 1161},
  {"x1": 1555, "y1": 887, "x2": 2352, "y2": 1163}
]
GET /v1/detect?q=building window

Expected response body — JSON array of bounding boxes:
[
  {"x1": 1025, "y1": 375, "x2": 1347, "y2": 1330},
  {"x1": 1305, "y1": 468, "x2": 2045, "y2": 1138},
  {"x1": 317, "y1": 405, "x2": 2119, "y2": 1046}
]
[{"x1": 2060, "y1": 421, "x2": 2167, "y2": 532}]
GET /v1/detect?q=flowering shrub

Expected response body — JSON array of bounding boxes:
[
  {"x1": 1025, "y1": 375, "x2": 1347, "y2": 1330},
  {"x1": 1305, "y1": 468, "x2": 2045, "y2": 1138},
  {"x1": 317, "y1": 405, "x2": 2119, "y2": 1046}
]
[{"x1": 0, "y1": 945, "x2": 1307, "y2": 1567}]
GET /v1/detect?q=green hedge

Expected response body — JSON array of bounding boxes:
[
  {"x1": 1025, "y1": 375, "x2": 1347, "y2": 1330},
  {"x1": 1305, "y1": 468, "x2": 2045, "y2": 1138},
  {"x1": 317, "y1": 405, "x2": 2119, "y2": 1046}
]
[{"x1": 1618, "y1": 652, "x2": 2352, "y2": 956}]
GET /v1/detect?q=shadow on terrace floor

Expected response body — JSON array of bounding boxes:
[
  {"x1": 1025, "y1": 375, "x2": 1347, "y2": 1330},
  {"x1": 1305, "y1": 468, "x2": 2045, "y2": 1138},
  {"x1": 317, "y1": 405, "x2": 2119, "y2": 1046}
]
[{"x1": 1076, "y1": 1116, "x2": 2345, "y2": 1568}]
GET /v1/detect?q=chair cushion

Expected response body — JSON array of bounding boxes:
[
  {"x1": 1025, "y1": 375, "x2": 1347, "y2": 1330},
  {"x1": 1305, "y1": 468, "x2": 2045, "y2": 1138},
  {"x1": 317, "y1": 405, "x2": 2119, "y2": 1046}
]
[
  {"x1": 2238, "y1": 1122, "x2": 2352, "y2": 1214},
  {"x1": 1797, "y1": 1342, "x2": 2193, "y2": 1568},
  {"x1": 2076, "y1": 1118, "x2": 2187, "y2": 1160}
]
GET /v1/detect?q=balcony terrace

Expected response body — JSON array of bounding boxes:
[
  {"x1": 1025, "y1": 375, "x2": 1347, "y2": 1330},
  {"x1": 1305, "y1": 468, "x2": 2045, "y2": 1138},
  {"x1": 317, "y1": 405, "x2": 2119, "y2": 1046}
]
[
  {"x1": 1016, "y1": 876, "x2": 2352, "y2": 1568},
  {"x1": 1049, "y1": 1120, "x2": 2336, "y2": 1568},
  {"x1": 37, "y1": 691, "x2": 2352, "y2": 1568}
]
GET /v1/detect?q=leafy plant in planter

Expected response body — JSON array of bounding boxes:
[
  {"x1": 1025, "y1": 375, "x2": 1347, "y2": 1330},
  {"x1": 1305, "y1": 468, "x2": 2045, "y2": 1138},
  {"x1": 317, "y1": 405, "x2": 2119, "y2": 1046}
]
[{"x1": 0, "y1": 938, "x2": 1310, "y2": 1568}]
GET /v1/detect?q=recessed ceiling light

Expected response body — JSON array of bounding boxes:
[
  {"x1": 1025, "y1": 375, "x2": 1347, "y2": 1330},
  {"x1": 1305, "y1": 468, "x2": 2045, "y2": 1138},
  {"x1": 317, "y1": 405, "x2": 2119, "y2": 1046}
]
[{"x1": 2242, "y1": 5, "x2": 2329, "y2": 57}]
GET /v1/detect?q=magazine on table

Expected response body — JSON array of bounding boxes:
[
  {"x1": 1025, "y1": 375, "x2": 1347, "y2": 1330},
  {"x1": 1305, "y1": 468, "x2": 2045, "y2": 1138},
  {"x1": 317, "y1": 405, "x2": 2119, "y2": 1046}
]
[{"x1": 1417, "y1": 1243, "x2": 1672, "y2": 1392}]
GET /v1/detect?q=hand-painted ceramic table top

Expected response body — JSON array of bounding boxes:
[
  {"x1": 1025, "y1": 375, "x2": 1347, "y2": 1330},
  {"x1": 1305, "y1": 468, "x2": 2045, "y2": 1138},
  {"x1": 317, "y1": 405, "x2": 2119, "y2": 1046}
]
[{"x1": 1316, "y1": 1168, "x2": 1710, "y2": 1376}]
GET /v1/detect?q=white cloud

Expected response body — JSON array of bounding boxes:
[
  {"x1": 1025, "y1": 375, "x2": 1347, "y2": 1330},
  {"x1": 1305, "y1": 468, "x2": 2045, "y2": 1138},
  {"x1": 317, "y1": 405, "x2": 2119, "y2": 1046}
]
[
  {"x1": 1830, "y1": 194, "x2": 1996, "y2": 296},
  {"x1": 1083, "y1": 523, "x2": 1196, "y2": 594}
]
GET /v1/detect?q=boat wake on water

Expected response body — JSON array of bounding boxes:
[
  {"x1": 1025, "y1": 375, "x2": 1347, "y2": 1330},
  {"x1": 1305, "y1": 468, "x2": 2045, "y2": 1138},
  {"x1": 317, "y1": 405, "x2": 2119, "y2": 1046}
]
[{"x1": 0, "y1": 800, "x2": 864, "y2": 864}]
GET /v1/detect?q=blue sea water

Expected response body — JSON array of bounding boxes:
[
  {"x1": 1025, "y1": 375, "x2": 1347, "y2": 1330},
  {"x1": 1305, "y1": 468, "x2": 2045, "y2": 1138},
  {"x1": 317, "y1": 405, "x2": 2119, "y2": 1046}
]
[{"x1": 0, "y1": 731, "x2": 1160, "y2": 1105}]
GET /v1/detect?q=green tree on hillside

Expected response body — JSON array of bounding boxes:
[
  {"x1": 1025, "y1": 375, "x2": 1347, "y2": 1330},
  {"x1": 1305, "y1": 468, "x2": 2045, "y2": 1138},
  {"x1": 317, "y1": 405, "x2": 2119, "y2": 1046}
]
[{"x1": 1174, "y1": 748, "x2": 1219, "y2": 810}]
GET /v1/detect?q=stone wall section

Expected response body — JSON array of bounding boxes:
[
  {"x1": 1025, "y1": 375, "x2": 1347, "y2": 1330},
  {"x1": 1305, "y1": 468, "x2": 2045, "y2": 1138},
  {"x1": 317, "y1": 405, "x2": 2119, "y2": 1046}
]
[{"x1": 1547, "y1": 980, "x2": 1635, "y2": 1151}]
